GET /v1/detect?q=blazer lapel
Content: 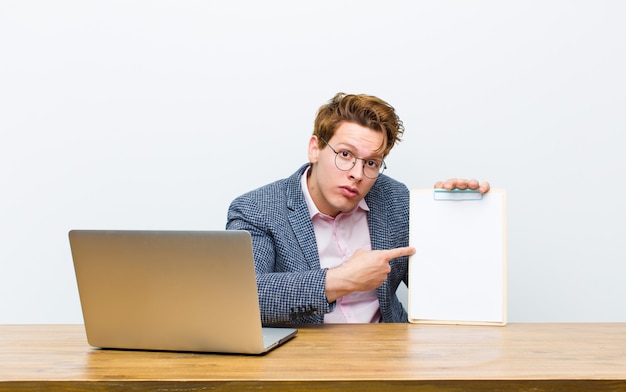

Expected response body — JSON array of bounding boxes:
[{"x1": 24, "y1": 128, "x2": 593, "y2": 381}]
[
  {"x1": 365, "y1": 180, "x2": 391, "y2": 251},
  {"x1": 286, "y1": 165, "x2": 321, "y2": 269},
  {"x1": 366, "y1": 181, "x2": 395, "y2": 320}
]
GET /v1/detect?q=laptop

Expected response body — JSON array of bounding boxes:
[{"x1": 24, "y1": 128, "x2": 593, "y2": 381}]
[{"x1": 68, "y1": 229, "x2": 297, "y2": 354}]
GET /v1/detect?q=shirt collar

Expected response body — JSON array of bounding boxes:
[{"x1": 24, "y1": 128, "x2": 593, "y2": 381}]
[{"x1": 300, "y1": 166, "x2": 369, "y2": 219}]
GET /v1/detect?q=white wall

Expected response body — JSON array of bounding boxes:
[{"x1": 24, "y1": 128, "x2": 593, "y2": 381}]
[{"x1": 2, "y1": 0, "x2": 625, "y2": 323}]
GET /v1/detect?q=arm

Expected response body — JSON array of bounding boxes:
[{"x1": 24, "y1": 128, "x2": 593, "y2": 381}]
[
  {"x1": 325, "y1": 247, "x2": 415, "y2": 303},
  {"x1": 226, "y1": 193, "x2": 332, "y2": 325}
]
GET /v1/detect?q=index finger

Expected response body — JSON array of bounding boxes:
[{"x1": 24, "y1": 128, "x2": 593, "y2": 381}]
[{"x1": 383, "y1": 246, "x2": 416, "y2": 260}]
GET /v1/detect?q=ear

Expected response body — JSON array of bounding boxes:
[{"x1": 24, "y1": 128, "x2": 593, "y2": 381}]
[{"x1": 308, "y1": 135, "x2": 320, "y2": 164}]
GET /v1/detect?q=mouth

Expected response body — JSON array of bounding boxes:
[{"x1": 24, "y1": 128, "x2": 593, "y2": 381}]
[{"x1": 339, "y1": 185, "x2": 359, "y2": 198}]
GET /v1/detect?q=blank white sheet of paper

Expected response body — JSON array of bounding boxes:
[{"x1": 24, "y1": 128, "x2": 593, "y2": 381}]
[{"x1": 408, "y1": 189, "x2": 507, "y2": 326}]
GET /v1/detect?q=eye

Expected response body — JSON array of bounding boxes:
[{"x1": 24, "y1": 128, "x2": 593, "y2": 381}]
[
  {"x1": 366, "y1": 160, "x2": 381, "y2": 169},
  {"x1": 338, "y1": 150, "x2": 353, "y2": 160}
]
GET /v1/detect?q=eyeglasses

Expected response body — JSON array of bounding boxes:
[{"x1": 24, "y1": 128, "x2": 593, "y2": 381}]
[{"x1": 319, "y1": 137, "x2": 387, "y2": 179}]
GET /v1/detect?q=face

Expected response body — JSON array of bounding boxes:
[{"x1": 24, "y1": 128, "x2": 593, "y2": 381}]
[{"x1": 307, "y1": 121, "x2": 384, "y2": 217}]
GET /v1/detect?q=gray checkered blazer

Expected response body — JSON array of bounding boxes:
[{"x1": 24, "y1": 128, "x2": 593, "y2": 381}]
[{"x1": 226, "y1": 164, "x2": 410, "y2": 324}]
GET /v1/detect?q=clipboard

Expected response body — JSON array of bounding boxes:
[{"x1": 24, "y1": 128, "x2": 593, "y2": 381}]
[{"x1": 408, "y1": 189, "x2": 507, "y2": 326}]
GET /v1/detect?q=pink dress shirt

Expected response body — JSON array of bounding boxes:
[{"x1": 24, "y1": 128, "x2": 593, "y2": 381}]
[{"x1": 300, "y1": 169, "x2": 381, "y2": 323}]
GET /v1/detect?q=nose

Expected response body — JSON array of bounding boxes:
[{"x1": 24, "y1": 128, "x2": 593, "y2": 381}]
[{"x1": 348, "y1": 159, "x2": 365, "y2": 180}]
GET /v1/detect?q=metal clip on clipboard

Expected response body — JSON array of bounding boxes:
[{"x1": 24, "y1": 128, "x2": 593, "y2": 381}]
[{"x1": 433, "y1": 189, "x2": 483, "y2": 201}]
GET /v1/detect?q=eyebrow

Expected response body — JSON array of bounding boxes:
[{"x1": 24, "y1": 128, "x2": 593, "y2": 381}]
[{"x1": 334, "y1": 142, "x2": 384, "y2": 161}]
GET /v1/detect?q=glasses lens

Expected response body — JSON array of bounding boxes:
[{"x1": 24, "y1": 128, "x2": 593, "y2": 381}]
[
  {"x1": 334, "y1": 150, "x2": 356, "y2": 171},
  {"x1": 331, "y1": 146, "x2": 385, "y2": 179},
  {"x1": 363, "y1": 160, "x2": 385, "y2": 179},
  {"x1": 363, "y1": 165, "x2": 378, "y2": 179}
]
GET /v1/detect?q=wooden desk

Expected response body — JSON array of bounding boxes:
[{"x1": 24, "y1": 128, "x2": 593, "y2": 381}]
[{"x1": 1, "y1": 323, "x2": 625, "y2": 391}]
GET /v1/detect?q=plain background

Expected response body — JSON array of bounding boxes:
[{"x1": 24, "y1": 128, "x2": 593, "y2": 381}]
[{"x1": 1, "y1": 0, "x2": 625, "y2": 323}]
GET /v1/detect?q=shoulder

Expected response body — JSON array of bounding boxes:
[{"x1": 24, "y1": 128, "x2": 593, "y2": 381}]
[
  {"x1": 366, "y1": 174, "x2": 410, "y2": 202},
  {"x1": 374, "y1": 174, "x2": 409, "y2": 191},
  {"x1": 365, "y1": 174, "x2": 410, "y2": 223},
  {"x1": 228, "y1": 164, "x2": 308, "y2": 216}
]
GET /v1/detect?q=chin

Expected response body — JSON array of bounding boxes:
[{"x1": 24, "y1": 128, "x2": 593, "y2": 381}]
[{"x1": 336, "y1": 203, "x2": 358, "y2": 214}]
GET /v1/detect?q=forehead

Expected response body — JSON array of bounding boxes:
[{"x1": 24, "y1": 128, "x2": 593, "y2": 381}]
[{"x1": 329, "y1": 122, "x2": 384, "y2": 157}]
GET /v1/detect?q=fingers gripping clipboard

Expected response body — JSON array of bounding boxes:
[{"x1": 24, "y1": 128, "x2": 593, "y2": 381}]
[{"x1": 408, "y1": 189, "x2": 507, "y2": 326}]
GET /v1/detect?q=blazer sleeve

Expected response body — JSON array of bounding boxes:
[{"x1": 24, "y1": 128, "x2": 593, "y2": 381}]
[{"x1": 226, "y1": 188, "x2": 332, "y2": 325}]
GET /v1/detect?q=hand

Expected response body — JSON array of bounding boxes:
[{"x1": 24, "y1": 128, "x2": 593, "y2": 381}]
[
  {"x1": 325, "y1": 246, "x2": 416, "y2": 303},
  {"x1": 434, "y1": 178, "x2": 490, "y2": 194}
]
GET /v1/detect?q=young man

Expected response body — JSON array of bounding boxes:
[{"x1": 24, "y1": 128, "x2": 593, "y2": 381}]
[{"x1": 226, "y1": 93, "x2": 489, "y2": 324}]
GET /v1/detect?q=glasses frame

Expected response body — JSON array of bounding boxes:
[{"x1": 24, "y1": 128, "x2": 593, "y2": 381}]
[{"x1": 319, "y1": 136, "x2": 387, "y2": 179}]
